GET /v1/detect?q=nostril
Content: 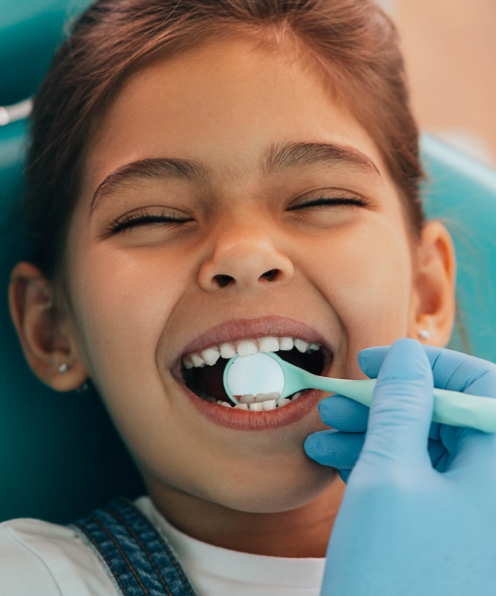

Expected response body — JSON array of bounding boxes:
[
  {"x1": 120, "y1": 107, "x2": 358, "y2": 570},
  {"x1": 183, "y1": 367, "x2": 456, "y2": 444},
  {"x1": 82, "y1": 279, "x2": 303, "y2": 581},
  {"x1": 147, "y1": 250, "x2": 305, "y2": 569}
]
[
  {"x1": 214, "y1": 274, "x2": 235, "y2": 288},
  {"x1": 260, "y1": 269, "x2": 279, "y2": 282}
]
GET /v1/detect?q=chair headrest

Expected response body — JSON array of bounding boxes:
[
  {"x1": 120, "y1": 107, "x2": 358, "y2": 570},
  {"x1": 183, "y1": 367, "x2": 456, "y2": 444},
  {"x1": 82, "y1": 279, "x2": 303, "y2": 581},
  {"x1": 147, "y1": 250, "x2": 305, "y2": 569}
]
[
  {"x1": 420, "y1": 133, "x2": 496, "y2": 362},
  {"x1": 0, "y1": 119, "x2": 144, "y2": 525},
  {"x1": 0, "y1": 1, "x2": 91, "y2": 105}
]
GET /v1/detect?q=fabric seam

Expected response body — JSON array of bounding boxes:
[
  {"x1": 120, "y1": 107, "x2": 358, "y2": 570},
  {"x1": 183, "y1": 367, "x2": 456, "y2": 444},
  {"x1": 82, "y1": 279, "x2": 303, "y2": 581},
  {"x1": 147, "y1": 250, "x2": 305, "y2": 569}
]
[
  {"x1": 104, "y1": 505, "x2": 174, "y2": 596},
  {"x1": 5, "y1": 527, "x2": 64, "y2": 596},
  {"x1": 68, "y1": 522, "x2": 126, "y2": 596},
  {"x1": 121, "y1": 498, "x2": 197, "y2": 596}
]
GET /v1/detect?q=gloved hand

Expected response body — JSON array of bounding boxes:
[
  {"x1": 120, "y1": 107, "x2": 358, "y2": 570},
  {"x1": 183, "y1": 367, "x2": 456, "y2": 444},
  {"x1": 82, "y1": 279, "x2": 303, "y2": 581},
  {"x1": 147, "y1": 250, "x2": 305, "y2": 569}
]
[
  {"x1": 304, "y1": 341, "x2": 493, "y2": 482},
  {"x1": 304, "y1": 338, "x2": 496, "y2": 595}
]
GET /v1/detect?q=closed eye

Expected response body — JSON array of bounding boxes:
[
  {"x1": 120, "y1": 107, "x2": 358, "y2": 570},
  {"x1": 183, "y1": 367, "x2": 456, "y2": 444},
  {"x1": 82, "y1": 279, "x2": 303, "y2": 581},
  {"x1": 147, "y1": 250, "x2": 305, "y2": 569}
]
[
  {"x1": 287, "y1": 196, "x2": 369, "y2": 211},
  {"x1": 109, "y1": 209, "x2": 194, "y2": 234}
]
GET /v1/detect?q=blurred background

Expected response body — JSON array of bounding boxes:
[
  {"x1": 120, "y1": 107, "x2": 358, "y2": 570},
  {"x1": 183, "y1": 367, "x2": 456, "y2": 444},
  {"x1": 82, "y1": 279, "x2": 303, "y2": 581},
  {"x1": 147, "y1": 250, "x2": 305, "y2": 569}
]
[
  {"x1": 379, "y1": 0, "x2": 496, "y2": 168},
  {"x1": 2, "y1": 0, "x2": 496, "y2": 169}
]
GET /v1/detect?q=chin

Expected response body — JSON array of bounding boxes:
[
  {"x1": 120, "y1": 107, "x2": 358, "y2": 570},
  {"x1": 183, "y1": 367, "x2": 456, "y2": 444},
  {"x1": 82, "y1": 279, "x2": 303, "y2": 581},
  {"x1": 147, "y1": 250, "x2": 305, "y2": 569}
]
[{"x1": 197, "y1": 454, "x2": 338, "y2": 514}]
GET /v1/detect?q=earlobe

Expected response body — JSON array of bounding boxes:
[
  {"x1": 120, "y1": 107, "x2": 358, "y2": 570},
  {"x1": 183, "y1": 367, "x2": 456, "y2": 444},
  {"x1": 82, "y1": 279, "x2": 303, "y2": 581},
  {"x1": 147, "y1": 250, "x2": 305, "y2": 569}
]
[
  {"x1": 8, "y1": 261, "x2": 89, "y2": 392},
  {"x1": 409, "y1": 221, "x2": 456, "y2": 347}
]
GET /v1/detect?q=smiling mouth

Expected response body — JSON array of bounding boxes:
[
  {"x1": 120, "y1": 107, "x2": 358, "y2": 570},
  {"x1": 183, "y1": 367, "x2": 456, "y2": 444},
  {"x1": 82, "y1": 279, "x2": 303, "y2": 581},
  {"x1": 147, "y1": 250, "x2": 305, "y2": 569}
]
[{"x1": 181, "y1": 336, "x2": 329, "y2": 410}]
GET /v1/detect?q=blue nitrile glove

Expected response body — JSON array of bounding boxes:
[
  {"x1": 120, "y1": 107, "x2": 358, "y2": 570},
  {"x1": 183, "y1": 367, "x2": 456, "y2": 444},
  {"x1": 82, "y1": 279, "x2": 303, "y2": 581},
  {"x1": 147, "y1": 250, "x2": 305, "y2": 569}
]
[
  {"x1": 305, "y1": 342, "x2": 493, "y2": 480},
  {"x1": 305, "y1": 338, "x2": 496, "y2": 596}
]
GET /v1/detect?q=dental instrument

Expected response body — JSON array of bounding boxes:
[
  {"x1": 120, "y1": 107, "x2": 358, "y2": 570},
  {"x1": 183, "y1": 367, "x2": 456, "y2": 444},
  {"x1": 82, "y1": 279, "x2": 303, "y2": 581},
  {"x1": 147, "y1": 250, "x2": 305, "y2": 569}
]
[{"x1": 223, "y1": 351, "x2": 496, "y2": 433}]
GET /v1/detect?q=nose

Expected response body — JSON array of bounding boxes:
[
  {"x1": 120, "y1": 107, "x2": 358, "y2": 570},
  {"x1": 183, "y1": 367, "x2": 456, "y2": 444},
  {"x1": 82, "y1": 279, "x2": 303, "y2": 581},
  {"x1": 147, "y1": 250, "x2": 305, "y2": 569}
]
[{"x1": 197, "y1": 224, "x2": 294, "y2": 292}]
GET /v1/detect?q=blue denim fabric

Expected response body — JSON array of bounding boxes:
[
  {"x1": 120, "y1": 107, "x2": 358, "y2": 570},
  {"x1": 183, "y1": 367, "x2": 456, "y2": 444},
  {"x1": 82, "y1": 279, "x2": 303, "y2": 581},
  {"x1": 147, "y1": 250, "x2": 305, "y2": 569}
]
[{"x1": 69, "y1": 497, "x2": 198, "y2": 596}]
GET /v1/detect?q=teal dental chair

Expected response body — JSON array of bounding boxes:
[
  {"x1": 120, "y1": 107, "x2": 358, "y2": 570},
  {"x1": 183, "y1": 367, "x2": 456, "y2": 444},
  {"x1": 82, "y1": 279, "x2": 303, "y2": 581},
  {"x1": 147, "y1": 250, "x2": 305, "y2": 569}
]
[{"x1": 1, "y1": 1, "x2": 496, "y2": 525}]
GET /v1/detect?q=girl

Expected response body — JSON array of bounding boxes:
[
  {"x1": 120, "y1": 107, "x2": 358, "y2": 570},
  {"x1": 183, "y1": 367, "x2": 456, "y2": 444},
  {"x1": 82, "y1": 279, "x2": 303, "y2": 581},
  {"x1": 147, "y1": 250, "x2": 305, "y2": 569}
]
[{"x1": 2, "y1": 0, "x2": 496, "y2": 594}]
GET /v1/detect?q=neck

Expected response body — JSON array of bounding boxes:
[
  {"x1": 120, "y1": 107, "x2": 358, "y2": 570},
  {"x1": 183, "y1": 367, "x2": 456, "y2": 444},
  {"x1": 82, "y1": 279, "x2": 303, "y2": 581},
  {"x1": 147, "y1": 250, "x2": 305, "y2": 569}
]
[{"x1": 143, "y1": 475, "x2": 345, "y2": 558}]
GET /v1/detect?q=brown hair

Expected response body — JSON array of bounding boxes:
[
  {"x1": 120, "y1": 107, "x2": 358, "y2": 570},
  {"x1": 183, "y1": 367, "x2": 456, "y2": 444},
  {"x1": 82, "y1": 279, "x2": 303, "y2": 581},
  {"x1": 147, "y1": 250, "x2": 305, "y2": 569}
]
[{"x1": 20, "y1": 0, "x2": 424, "y2": 301}]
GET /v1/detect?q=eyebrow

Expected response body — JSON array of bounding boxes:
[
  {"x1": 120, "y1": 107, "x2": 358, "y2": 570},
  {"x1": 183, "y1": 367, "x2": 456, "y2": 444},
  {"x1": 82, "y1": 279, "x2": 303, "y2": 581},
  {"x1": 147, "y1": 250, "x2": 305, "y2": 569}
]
[{"x1": 89, "y1": 141, "x2": 380, "y2": 216}]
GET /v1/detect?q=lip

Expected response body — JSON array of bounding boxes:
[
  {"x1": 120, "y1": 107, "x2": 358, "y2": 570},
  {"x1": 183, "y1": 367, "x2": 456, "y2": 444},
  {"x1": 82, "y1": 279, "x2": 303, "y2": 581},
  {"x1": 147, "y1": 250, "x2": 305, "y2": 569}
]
[
  {"x1": 184, "y1": 384, "x2": 325, "y2": 430},
  {"x1": 168, "y1": 315, "x2": 335, "y2": 430},
  {"x1": 170, "y1": 315, "x2": 335, "y2": 376}
]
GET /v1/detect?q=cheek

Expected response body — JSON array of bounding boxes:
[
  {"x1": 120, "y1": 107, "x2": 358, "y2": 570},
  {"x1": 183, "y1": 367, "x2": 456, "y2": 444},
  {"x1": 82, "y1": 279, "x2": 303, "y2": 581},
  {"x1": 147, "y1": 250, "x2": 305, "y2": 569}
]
[
  {"x1": 68, "y1": 239, "x2": 192, "y2": 414},
  {"x1": 69, "y1": 242, "x2": 213, "y2": 488},
  {"x1": 298, "y1": 220, "x2": 414, "y2": 373}
]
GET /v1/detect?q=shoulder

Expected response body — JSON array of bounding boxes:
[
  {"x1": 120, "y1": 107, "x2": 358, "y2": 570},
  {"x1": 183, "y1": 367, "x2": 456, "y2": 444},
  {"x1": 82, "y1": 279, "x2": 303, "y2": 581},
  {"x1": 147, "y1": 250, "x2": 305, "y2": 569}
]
[{"x1": 0, "y1": 517, "x2": 119, "y2": 596}]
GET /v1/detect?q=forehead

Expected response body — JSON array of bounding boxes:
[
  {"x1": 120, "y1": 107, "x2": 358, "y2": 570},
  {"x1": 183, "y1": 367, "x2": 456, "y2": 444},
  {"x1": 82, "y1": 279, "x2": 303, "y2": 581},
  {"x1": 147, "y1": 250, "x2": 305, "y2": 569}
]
[{"x1": 83, "y1": 35, "x2": 392, "y2": 198}]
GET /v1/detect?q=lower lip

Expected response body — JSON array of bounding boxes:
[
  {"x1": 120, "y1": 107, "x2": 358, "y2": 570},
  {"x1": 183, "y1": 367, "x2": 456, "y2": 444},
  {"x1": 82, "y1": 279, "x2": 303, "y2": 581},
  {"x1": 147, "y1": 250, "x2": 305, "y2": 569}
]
[{"x1": 183, "y1": 384, "x2": 323, "y2": 430}]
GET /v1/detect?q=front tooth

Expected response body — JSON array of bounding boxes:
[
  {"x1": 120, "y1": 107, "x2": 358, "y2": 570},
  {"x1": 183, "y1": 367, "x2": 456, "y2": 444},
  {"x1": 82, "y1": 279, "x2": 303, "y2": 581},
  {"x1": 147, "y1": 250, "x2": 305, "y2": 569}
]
[
  {"x1": 294, "y1": 339, "x2": 309, "y2": 353},
  {"x1": 277, "y1": 398, "x2": 291, "y2": 408},
  {"x1": 237, "y1": 340, "x2": 258, "y2": 357},
  {"x1": 307, "y1": 342, "x2": 320, "y2": 352},
  {"x1": 182, "y1": 358, "x2": 193, "y2": 369},
  {"x1": 292, "y1": 392, "x2": 302, "y2": 400},
  {"x1": 235, "y1": 403, "x2": 249, "y2": 410},
  {"x1": 262, "y1": 399, "x2": 276, "y2": 411},
  {"x1": 279, "y1": 337, "x2": 294, "y2": 351},
  {"x1": 190, "y1": 353, "x2": 205, "y2": 367},
  {"x1": 258, "y1": 336, "x2": 280, "y2": 353},
  {"x1": 253, "y1": 392, "x2": 280, "y2": 402},
  {"x1": 249, "y1": 402, "x2": 264, "y2": 412},
  {"x1": 253, "y1": 393, "x2": 277, "y2": 403},
  {"x1": 219, "y1": 401, "x2": 232, "y2": 408},
  {"x1": 240, "y1": 394, "x2": 255, "y2": 404},
  {"x1": 220, "y1": 343, "x2": 237, "y2": 358},
  {"x1": 202, "y1": 347, "x2": 221, "y2": 366}
]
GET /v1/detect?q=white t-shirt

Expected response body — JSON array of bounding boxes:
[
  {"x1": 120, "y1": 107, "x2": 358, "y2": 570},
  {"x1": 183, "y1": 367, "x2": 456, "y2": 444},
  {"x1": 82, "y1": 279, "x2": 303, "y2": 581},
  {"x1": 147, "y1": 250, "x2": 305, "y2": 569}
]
[{"x1": 0, "y1": 495, "x2": 326, "y2": 596}]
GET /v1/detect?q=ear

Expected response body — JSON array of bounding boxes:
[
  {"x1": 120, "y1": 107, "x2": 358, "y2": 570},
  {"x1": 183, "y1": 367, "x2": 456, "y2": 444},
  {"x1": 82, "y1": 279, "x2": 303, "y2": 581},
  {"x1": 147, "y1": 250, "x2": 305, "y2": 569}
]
[
  {"x1": 8, "y1": 261, "x2": 89, "y2": 392},
  {"x1": 408, "y1": 220, "x2": 456, "y2": 347}
]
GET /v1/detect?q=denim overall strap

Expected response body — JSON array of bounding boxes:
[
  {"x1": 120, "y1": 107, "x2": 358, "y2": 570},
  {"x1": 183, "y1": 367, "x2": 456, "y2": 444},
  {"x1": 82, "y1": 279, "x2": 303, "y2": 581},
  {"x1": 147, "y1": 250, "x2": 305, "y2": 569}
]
[{"x1": 69, "y1": 497, "x2": 198, "y2": 596}]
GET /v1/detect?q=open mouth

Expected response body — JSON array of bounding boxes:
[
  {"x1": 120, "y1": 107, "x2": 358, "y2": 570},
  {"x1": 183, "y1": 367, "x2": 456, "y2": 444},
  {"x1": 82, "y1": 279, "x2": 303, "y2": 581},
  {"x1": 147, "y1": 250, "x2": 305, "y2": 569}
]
[{"x1": 181, "y1": 336, "x2": 329, "y2": 411}]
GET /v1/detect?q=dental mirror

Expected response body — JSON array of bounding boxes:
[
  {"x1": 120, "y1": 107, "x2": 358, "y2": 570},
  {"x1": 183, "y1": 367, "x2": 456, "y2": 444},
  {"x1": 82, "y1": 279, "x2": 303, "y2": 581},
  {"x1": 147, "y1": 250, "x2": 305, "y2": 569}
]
[{"x1": 224, "y1": 353, "x2": 285, "y2": 402}]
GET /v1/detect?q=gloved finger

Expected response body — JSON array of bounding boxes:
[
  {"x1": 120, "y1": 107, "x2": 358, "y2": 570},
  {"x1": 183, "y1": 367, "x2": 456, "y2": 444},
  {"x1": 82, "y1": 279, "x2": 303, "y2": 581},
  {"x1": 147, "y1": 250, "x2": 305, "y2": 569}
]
[
  {"x1": 439, "y1": 424, "x2": 496, "y2": 481},
  {"x1": 434, "y1": 451, "x2": 452, "y2": 473},
  {"x1": 423, "y1": 346, "x2": 496, "y2": 397},
  {"x1": 359, "y1": 338, "x2": 434, "y2": 470},
  {"x1": 359, "y1": 345, "x2": 496, "y2": 398},
  {"x1": 304, "y1": 429, "x2": 365, "y2": 468},
  {"x1": 433, "y1": 425, "x2": 460, "y2": 473},
  {"x1": 318, "y1": 395, "x2": 369, "y2": 432},
  {"x1": 421, "y1": 349, "x2": 496, "y2": 476},
  {"x1": 358, "y1": 345, "x2": 448, "y2": 379},
  {"x1": 428, "y1": 437, "x2": 447, "y2": 468},
  {"x1": 429, "y1": 421, "x2": 441, "y2": 440},
  {"x1": 439, "y1": 423, "x2": 460, "y2": 455},
  {"x1": 319, "y1": 392, "x2": 436, "y2": 437},
  {"x1": 447, "y1": 427, "x2": 496, "y2": 480},
  {"x1": 358, "y1": 345, "x2": 389, "y2": 378}
]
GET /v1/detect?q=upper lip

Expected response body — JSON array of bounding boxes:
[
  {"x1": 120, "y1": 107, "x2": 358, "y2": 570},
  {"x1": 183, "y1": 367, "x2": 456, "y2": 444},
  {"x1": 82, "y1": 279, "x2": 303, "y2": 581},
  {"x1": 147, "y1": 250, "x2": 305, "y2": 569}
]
[{"x1": 169, "y1": 315, "x2": 334, "y2": 374}]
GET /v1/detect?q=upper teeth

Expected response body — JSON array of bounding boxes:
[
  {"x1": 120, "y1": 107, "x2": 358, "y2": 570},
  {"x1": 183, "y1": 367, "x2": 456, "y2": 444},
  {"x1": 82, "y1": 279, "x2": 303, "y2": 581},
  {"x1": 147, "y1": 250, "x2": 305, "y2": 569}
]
[{"x1": 182, "y1": 336, "x2": 321, "y2": 368}]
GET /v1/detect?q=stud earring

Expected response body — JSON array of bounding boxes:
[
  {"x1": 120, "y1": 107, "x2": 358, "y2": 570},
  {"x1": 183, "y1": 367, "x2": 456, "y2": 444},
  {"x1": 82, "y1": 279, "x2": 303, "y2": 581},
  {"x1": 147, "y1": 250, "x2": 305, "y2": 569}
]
[
  {"x1": 419, "y1": 329, "x2": 431, "y2": 340},
  {"x1": 58, "y1": 363, "x2": 70, "y2": 374}
]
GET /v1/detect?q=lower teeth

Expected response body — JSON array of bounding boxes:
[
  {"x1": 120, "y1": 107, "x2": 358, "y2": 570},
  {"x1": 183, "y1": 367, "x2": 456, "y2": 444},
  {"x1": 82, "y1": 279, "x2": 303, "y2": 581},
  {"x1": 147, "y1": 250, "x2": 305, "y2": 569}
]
[{"x1": 213, "y1": 392, "x2": 303, "y2": 410}]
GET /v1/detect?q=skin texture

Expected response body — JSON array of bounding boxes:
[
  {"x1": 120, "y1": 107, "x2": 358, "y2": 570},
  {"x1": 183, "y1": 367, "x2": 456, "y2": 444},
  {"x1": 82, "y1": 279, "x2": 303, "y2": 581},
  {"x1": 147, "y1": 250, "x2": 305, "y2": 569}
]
[{"x1": 9, "y1": 35, "x2": 456, "y2": 557}]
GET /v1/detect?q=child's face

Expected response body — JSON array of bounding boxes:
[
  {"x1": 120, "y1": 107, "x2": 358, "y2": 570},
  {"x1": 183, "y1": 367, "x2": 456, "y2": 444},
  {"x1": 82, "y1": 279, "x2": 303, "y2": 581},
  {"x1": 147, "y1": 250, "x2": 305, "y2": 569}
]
[{"x1": 60, "y1": 36, "x2": 452, "y2": 512}]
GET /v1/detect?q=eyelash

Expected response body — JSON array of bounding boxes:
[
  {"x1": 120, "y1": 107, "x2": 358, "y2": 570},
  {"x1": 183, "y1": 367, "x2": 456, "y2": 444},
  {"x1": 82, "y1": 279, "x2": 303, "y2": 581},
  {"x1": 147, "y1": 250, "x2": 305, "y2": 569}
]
[
  {"x1": 109, "y1": 196, "x2": 367, "y2": 233},
  {"x1": 109, "y1": 210, "x2": 192, "y2": 234},
  {"x1": 288, "y1": 196, "x2": 368, "y2": 210}
]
